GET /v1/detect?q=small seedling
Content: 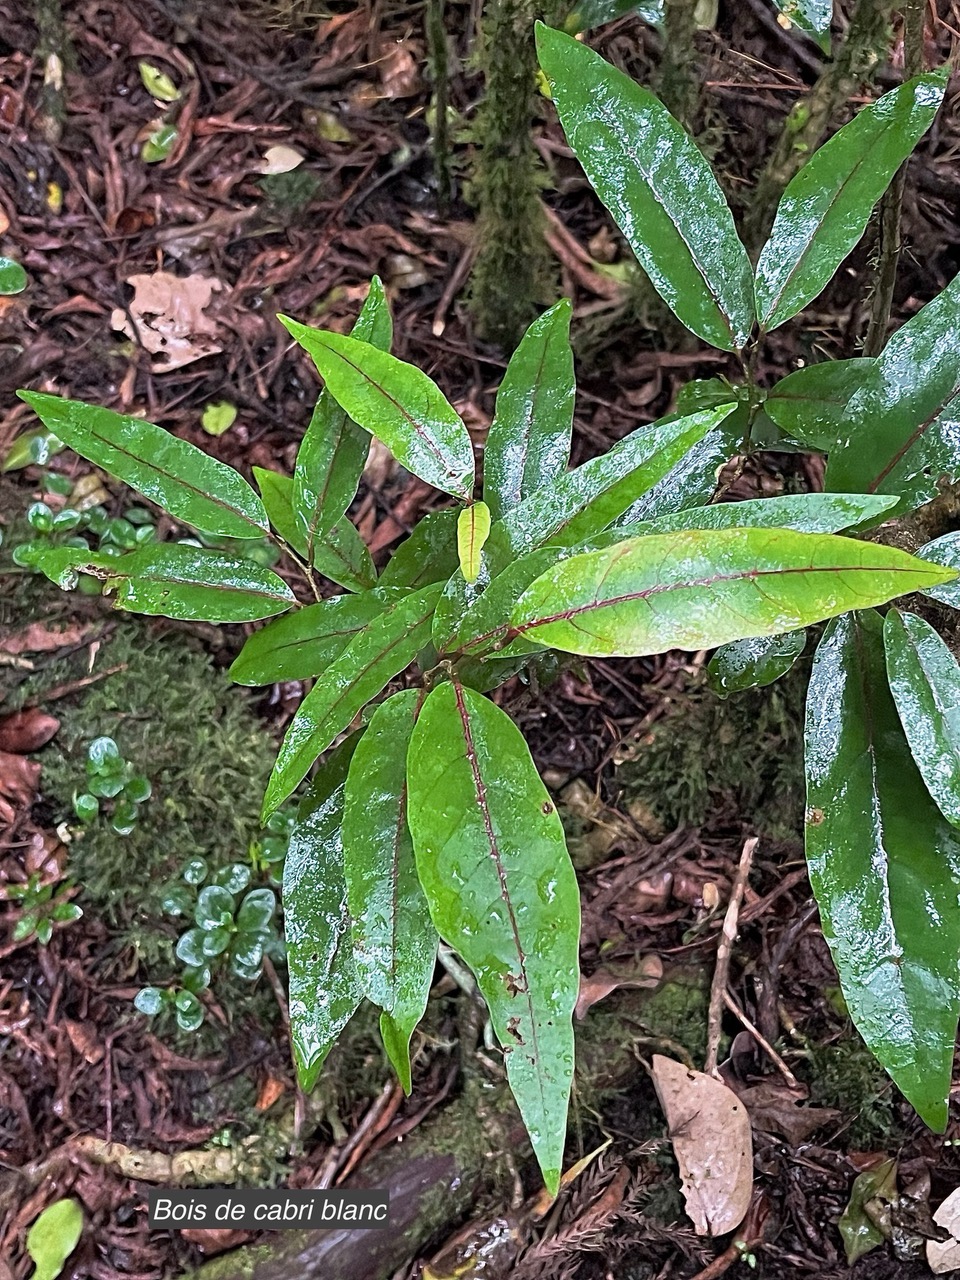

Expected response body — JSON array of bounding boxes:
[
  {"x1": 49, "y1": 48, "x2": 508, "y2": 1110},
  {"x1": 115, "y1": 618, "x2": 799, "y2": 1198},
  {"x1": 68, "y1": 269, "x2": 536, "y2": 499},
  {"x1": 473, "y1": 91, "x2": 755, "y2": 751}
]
[
  {"x1": 73, "y1": 736, "x2": 152, "y2": 836},
  {"x1": 6, "y1": 874, "x2": 82, "y2": 946}
]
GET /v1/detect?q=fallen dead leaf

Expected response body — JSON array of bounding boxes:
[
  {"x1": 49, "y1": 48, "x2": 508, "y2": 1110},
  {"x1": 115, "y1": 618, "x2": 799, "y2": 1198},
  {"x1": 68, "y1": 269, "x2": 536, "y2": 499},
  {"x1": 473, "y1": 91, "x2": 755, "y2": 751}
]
[
  {"x1": 928, "y1": 1186, "x2": 960, "y2": 1274},
  {"x1": 256, "y1": 144, "x2": 305, "y2": 174},
  {"x1": 379, "y1": 41, "x2": 420, "y2": 98},
  {"x1": 576, "y1": 955, "x2": 663, "y2": 1019},
  {"x1": 63, "y1": 1019, "x2": 105, "y2": 1065},
  {"x1": 0, "y1": 620, "x2": 94, "y2": 655},
  {"x1": 735, "y1": 1079, "x2": 840, "y2": 1145},
  {"x1": 651, "y1": 1054, "x2": 753, "y2": 1237},
  {"x1": 111, "y1": 272, "x2": 225, "y2": 371},
  {"x1": 255, "y1": 1074, "x2": 286, "y2": 1112},
  {"x1": 0, "y1": 752, "x2": 41, "y2": 810},
  {"x1": 0, "y1": 709, "x2": 59, "y2": 753},
  {"x1": 181, "y1": 1228, "x2": 252, "y2": 1255}
]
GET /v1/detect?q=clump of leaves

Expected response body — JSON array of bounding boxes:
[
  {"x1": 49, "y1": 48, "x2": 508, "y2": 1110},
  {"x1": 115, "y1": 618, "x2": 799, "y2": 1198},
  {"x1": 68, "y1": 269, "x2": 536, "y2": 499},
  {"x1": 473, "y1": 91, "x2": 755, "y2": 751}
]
[
  {"x1": 5, "y1": 874, "x2": 82, "y2": 946},
  {"x1": 72, "y1": 735, "x2": 151, "y2": 835},
  {"x1": 12, "y1": 31, "x2": 960, "y2": 1187}
]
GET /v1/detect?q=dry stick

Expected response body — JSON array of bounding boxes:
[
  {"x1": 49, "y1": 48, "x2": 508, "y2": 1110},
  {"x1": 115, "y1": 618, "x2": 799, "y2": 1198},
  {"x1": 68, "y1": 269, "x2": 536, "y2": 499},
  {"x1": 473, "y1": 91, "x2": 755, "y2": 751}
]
[
  {"x1": 704, "y1": 835, "x2": 758, "y2": 1078},
  {"x1": 722, "y1": 990, "x2": 800, "y2": 1090},
  {"x1": 862, "y1": 0, "x2": 926, "y2": 356}
]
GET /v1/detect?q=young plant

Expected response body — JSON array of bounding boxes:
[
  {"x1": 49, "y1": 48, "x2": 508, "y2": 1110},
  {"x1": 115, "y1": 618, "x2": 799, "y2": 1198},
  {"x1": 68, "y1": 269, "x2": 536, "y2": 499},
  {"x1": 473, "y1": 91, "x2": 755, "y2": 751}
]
[
  {"x1": 13, "y1": 69, "x2": 960, "y2": 1185},
  {"x1": 72, "y1": 736, "x2": 152, "y2": 835},
  {"x1": 5, "y1": 874, "x2": 82, "y2": 946}
]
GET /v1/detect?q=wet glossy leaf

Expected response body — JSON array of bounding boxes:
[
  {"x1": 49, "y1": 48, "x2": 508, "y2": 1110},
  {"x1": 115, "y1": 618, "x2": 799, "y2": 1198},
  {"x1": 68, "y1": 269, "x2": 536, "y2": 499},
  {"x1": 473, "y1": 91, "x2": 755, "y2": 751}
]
[
  {"x1": 407, "y1": 682, "x2": 580, "y2": 1194},
  {"x1": 457, "y1": 501, "x2": 492, "y2": 584},
  {"x1": 756, "y1": 72, "x2": 947, "y2": 330},
  {"x1": 493, "y1": 405, "x2": 734, "y2": 560},
  {"x1": 196, "y1": 885, "x2": 234, "y2": 929},
  {"x1": 138, "y1": 61, "x2": 181, "y2": 102},
  {"x1": 483, "y1": 301, "x2": 574, "y2": 521},
  {"x1": 134, "y1": 987, "x2": 164, "y2": 1017},
  {"x1": 284, "y1": 734, "x2": 363, "y2": 1090},
  {"x1": 29, "y1": 543, "x2": 296, "y2": 623},
  {"x1": 237, "y1": 887, "x2": 276, "y2": 933},
  {"x1": 26, "y1": 1198, "x2": 84, "y2": 1280},
  {"x1": 884, "y1": 609, "x2": 960, "y2": 829},
  {"x1": 509, "y1": 528, "x2": 955, "y2": 657},
  {"x1": 379, "y1": 510, "x2": 461, "y2": 589},
  {"x1": 176, "y1": 929, "x2": 206, "y2": 967},
  {"x1": 805, "y1": 611, "x2": 960, "y2": 1129},
  {"x1": 917, "y1": 532, "x2": 960, "y2": 609},
  {"x1": 707, "y1": 630, "x2": 806, "y2": 696},
  {"x1": 279, "y1": 320, "x2": 474, "y2": 500},
  {"x1": 603, "y1": 492, "x2": 898, "y2": 540},
  {"x1": 142, "y1": 122, "x2": 177, "y2": 163},
  {"x1": 262, "y1": 582, "x2": 443, "y2": 818},
  {"x1": 536, "y1": 25, "x2": 754, "y2": 351},
  {"x1": 838, "y1": 1158, "x2": 897, "y2": 1264},
  {"x1": 563, "y1": 0, "x2": 663, "y2": 33},
  {"x1": 293, "y1": 278, "x2": 392, "y2": 559},
  {"x1": 254, "y1": 466, "x2": 376, "y2": 591},
  {"x1": 201, "y1": 401, "x2": 237, "y2": 436},
  {"x1": 771, "y1": 0, "x2": 831, "y2": 51},
  {"x1": 17, "y1": 392, "x2": 268, "y2": 538},
  {"x1": 613, "y1": 420, "x2": 741, "y2": 525},
  {"x1": 765, "y1": 359, "x2": 875, "y2": 450},
  {"x1": 0, "y1": 257, "x2": 28, "y2": 295},
  {"x1": 229, "y1": 587, "x2": 406, "y2": 684},
  {"x1": 825, "y1": 268, "x2": 960, "y2": 512},
  {"x1": 343, "y1": 690, "x2": 437, "y2": 1093}
]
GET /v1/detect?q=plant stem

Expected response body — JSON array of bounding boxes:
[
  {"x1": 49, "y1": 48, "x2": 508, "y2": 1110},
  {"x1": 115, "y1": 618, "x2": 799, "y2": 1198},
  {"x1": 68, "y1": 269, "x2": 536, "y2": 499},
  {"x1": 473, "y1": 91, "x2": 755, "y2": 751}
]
[
  {"x1": 862, "y1": 0, "x2": 925, "y2": 357},
  {"x1": 426, "y1": 0, "x2": 453, "y2": 214},
  {"x1": 657, "y1": 0, "x2": 700, "y2": 132},
  {"x1": 748, "y1": 0, "x2": 896, "y2": 251}
]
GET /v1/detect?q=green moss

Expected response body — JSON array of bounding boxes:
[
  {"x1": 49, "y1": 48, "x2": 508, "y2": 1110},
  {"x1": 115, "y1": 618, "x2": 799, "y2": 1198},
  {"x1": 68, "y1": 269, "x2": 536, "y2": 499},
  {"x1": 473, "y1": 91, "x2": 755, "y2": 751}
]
[
  {"x1": 617, "y1": 668, "x2": 807, "y2": 838},
  {"x1": 803, "y1": 1033, "x2": 898, "y2": 1149}
]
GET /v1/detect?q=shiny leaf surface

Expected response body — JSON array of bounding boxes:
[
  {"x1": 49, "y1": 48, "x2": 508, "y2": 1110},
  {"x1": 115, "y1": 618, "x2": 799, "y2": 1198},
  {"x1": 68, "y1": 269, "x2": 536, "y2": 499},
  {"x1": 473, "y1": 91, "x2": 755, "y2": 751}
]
[
  {"x1": 613, "y1": 420, "x2": 740, "y2": 525},
  {"x1": 493, "y1": 405, "x2": 734, "y2": 559},
  {"x1": 292, "y1": 277, "x2": 392, "y2": 559},
  {"x1": 826, "y1": 268, "x2": 960, "y2": 511},
  {"x1": 17, "y1": 392, "x2": 267, "y2": 539},
  {"x1": 917, "y1": 532, "x2": 960, "y2": 609},
  {"x1": 457, "y1": 501, "x2": 492, "y2": 584},
  {"x1": 603, "y1": 492, "x2": 898, "y2": 540},
  {"x1": 31, "y1": 543, "x2": 296, "y2": 622},
  {"x1": 509, "y1": 528, "x2": 955, "y2": 657},
  {"x1": 407, "y1": 682, "x2": 579, "y2": 1193},
  {"x1": 229, "y1": 587, "x2": 405, "y2": 684},
  {"x1": 765, "y1": 359, "x2": 875, "y2": 450},
  {"x1": 771, "y1": 0, "x2": 831, "y2": 50},
  {"x1": 279, "y1": 320, "x2": 474, "y2": 500},
  {"x1": 343, "y1": 690, "x2": 437, "y2": 1092},
  {"x1": 284, "y1": 735, "x2": 363, "y2": 1090},
  {"x1": 756, "y1": 72, "x2": 947, "y2": 330},
  {"x1": 707, "y1": 630, "x2": 806, "y2": 696},
  {"x1": 262, "y1": 582, "x2": 443, "y2": 818},
  {"x1": 563, "y1": 0, "x2": 663, "y2": 33},
  {"x1": 536, "y1": 25, "x2": 754, "y2": 351},
  {"x1": 805, "y1": 611, "x2": 960, "y2": 1128},
  {"x1": 483, "y1": 300, "x2": 574, "y2": 521},
  {"x1": 884, "y1": 608, "x2": 960, "y2": 829},
  {"x1": 379, "y1": 510, "x2": 461, "y2": 589}
]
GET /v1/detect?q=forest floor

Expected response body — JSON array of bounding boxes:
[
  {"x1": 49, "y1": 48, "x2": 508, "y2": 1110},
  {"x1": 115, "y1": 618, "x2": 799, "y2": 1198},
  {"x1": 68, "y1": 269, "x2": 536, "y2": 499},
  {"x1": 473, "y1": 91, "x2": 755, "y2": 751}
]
[{"x1": 3, "y1": 2, "x2": 960, "y2": 1278}]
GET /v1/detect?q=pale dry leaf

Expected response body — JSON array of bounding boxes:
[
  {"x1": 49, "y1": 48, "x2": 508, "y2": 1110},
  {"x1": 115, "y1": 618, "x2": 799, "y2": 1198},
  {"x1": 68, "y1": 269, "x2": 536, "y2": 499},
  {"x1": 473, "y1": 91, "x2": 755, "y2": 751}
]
[
  {"x1": 111, "y1": 272, "x2": 225, "y2": 371},
  {"x1": 575, "y1": 955, "x2": 663, "y2": 1019},
  {"x1": 256, "y1": 144, "x2": 305, "y2": 175},
  {"x1": 0, "y1": 620, "x2": 94, "y2": 655},
  {"x1": 651, "y1": 1053, "x2": 753, "y2": 1237},
  {"x1": 928, "y1": 1187, "x2": 960, "y2": 1274},
  {"x1": 379, "y1": 41, "x2": 420, "y2": 98}
]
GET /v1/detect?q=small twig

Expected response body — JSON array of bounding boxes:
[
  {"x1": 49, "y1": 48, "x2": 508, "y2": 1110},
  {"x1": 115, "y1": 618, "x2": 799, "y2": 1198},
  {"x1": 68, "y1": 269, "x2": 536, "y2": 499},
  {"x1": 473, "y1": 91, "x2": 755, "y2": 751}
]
[
  {"x1": 38, "y1": 663, "x2": 127, "y2": 702},
  {"x1": 723, "y1": 990, "x2": 800, "y2": 1090},
  {"x1": 704, "y1": 836, "x2": 758, "y2": 1077}
]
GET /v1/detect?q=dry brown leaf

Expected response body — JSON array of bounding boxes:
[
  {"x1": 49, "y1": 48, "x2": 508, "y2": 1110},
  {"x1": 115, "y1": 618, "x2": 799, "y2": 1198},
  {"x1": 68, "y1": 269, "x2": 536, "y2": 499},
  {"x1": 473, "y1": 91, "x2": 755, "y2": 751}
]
[
  {"x1": 575, "y1": 955, "x2": 663, "y2": 1019},
  {"x1": 255, "y1": 1074, "x2": 286, "y2": 1111},
  {"x1": 651, "y1": 1054, "x2": 753, "y2": 1237},
  {"x1": 0, "y1": 709, "x2": 59, "y2": 753},
  {"x1": 0, "y1": 620, "x2": 93, "y2": 655},
  {"x1": 111, "y1": 271, "x2": 225, "y2": 371},
  {"x1": 928, "y1": 1187, "x2": 960, "y2": 1274},
  {"x1": 735, "y1": 1079, "x2": 840, "y2": 1145},
  {"x1": 63, "y1": 1019, "x2": 105, "y2": 1065},
  {"x1": 0, "y1": 752, "x2": 41, "y2": 810},
  {"x1": 256, "y1": 144, "x2": 304, "y2": 174},
  {"x1": 181, "y1": 1228, "x2": 251, "y2": 1255},
  {"x1": 379, "y1": 41, "x2": 420, "y2": 98}
]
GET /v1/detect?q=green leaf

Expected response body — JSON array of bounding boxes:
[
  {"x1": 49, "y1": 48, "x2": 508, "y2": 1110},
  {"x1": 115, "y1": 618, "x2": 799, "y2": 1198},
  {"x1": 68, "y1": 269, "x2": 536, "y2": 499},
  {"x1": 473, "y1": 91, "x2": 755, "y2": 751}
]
[
  {"x1": 765, "y1": 359, "x2": 875, "y2": 450},
  {"x1": 805, "y1": 611, "x2": 960, "y2": 1129},
  {"x1": 771, "y1": 0, "x2": 831, "y2": 51},
  {"x1": 0, "y1": 257, "x2": 28, "y2": 295},
  {"x1": 16, "y1": 392, "x2": 267, "y2": 538},
  {"x1": 2, "y1": 427, "x2": 63, "y2": 471},
  {"x1": 201, "y1": 401, "x2": 237, "y2": 436},
  {"x1": 756, "y1": 71, "x2": 947, "y2": 331},
  {"x1": 483, "y1": 301, "x2": 574, "y2": 521},
  {"x1": 838, "y1": 1158, "x2": 897, "y2": 1264},
  {"x1": 138, "y1": 60, "x2": 181, "y2": 102},
  {"x1": 508, "y1": 528, "x2": 955, "y2": 657},
  {"x1": 343, "y1": 690, "x2": 438, "y2": 1092},
  {"x1": 884, "y1": 609, "x2": 960, "y2": 829},
  {"x1": 612, "y1": 420, "x2": 740, "y2": 525},
  {"x1": 441, "y1": 548, "x2": 569, "y2": 658},
  {"x1": 30, "y1": 544, "x2": 297, "y2": 622},
  {"x1": 27, "y1": 1199, "x2": 84, "y2": 1280},
  {"x1": 492, "y1": 405, "x2": 734, "y2": 560},
  {"x1": 535, "y1": 25, "x2": 754, "y2": 351},
  {"x1": 825, "y1": 268, "x2": 960, "y2": 511},
  {"x1": 379, "y1": 510, "x2": 461, "y2": 589},
  {"x1": 237, "y1": 887, "x2": 276, "y2": 933},
  {"x1": 293, "y1": 277, "x2": 393, "y2": 560},
  {"x1": 134, "y1": 987, "x2": 165, "y2": 1017},
  {"x1": 707, "y1": 630, "x2": 806, "y2": 696},
  {"x1": 457, "y1": 502, "x2": 492, "y2": 584},
  {"x1": 196, "y1": 885, "x2": 234, "y2": 929},
  {"x1": 602, "y1": 492, "x2": 899, "y2": 540},
  {"x1": 563, "y1": 0, "x2": 663, "y2": 34},
  {"x1": 230, "y1": 587, "x2": 406, "y2": 684},
  {"x1": 142, "y1": 122, "x2": 177, "y2": 163},
  {"x1": 254, "y1": 466, "x2": 376, "y2": 591},
  {"x1": 262, "y1": 582, "x2": 444, "y2": 818},
  {"x1": 284, "y1": 734, "x2": 364, "y2": 1090},
  {"x1": 407, "y1": 683, "x2": 580, "y2": 1194},
  {"x1": 279, "y1": 320, "x2": 474, "y2": 500},
  {"x1": 917, "y1": 532, "x2": 960, "y2": 608}
]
